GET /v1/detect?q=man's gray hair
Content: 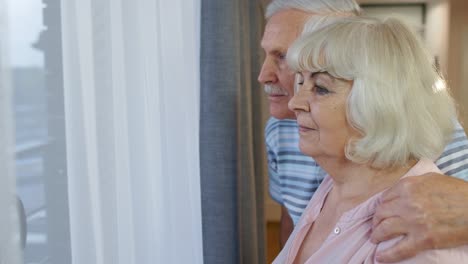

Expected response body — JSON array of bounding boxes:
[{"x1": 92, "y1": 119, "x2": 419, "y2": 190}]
[{"x1": 265, "y1": 0, "x2": 361, "y2": 18}]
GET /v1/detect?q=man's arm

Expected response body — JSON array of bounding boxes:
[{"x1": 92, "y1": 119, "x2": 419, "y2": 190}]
[
  {"x1": 280, "y1": 205, "x2": 294, "y2": 248},
  {"x1": 371, "y1": 173, "x2": 468, "y2": 263}
]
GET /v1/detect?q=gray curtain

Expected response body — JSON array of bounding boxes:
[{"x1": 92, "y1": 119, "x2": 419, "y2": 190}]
[{"x1": 200, "y1": 0, "x2": 267, "y2": 263}]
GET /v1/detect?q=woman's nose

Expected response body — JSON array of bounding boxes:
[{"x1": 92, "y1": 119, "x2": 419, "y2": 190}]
[{"x1": 288, "y1": 91, "x2": 309, "y2": 113}]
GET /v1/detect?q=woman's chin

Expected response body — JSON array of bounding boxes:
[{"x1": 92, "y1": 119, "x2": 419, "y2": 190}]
[{"x1": 299, "y1": 142, "x2": 320, "y2": 158}]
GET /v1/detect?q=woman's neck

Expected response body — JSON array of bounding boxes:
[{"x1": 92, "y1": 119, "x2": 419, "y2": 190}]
[{"x1": 316, "y1": 157, "x2": 417, "y2": 205}]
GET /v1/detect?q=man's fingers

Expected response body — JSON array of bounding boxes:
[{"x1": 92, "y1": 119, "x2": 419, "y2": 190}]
[
  {"x1": 380, "y1": 176, "x2": 420, "y2": 204},
  {"x1": 375, "y1": 237, "x2": 417, "y2": 263},
  {"x1": 380, "y1": 185, "x2": 401, "y2": 203},
  {"x1": 371, "y1": 217, "x2": 405, "y2": 244},
  {"x1": 372, "y1": 198, "x2": 402, "y2": 228}
]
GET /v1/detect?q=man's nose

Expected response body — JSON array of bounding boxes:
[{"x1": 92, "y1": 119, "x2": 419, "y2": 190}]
[{"x1": 258, "y1": 58, "x2": 278, "y2": 85}]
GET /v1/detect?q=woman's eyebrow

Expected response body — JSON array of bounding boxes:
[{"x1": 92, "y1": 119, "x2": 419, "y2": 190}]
[{"x1": 310, "y1": 71, "x2": 334, "y2": 82}]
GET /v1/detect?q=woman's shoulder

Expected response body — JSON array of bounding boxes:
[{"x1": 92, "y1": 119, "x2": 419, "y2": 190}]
[{"x1": 401, "y1": 158, "x2": 441, "y2": 179}]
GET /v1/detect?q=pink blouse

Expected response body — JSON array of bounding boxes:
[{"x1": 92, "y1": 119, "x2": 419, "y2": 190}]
[{"x1": 273, "y1": 159, "x2": 468, "y2": 263}]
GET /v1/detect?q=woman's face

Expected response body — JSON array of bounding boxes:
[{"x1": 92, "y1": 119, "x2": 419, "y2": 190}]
[{"x1": 288, "y1": 71, "x2": 359, "y2": 160}]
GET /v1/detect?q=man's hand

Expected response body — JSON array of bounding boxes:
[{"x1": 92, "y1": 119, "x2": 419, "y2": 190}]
[{"x1": 371, "y1": 173, "x2": 468, "y2": 263}]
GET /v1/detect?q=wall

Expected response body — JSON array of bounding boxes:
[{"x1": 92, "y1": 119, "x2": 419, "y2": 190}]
[
  {"x1": 426, "y1": 0, "x2": 450, "y2": 74},
  {"x1": 447, "y1": 0, "x2": 468, "y2": 131}
]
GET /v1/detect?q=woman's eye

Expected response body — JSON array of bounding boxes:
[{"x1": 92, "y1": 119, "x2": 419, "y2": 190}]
[
  {"x1": 315, "y1": 85, "x2": 330, "y2": 95},
  {"x1": 296, "y1": 75, "x2": 304, "y2": 85}
]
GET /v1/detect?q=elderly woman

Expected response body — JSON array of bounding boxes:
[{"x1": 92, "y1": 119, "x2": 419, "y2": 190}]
[{"x1": 273, "y1": 17, "x2": 468, "y2": 263}]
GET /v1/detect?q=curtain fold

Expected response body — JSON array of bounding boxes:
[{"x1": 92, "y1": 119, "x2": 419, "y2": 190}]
[
  {"x1": 0, "y1": 1, "x2": 22, "y2": 263},
  {"x1": 200, "y1": 0, "x2": 266, "y2": 263},
  {"x1": 61, "y1": 0, "x2": 203, "y2": 263}
]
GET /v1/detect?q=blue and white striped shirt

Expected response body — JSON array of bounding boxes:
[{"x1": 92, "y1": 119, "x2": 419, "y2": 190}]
[{"x1": 266, "y1": 117, "x2": 468, "y2": 225}]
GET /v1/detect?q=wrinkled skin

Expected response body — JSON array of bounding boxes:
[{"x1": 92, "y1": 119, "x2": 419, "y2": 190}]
[{"x1": 372, "y1": 173, "x2": 468, "y2": 263}]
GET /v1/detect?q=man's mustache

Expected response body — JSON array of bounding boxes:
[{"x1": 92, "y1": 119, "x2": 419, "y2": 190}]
[{"x1": 264, "y1": 85, "x2": 289, "y2": 96}]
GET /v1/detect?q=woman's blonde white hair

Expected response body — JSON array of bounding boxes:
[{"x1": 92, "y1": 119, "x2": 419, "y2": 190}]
[{"x1": 287, "y1": 17, "x2": 456, "y2": 168}]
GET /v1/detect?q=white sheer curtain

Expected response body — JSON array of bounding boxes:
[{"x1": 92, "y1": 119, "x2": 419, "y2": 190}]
[
  {"x1": 0, "y1": 1, "x2": 22, "y2": 263},
  {"x1": 61, "y1": 0, "x2": 203, "y2": 263}
]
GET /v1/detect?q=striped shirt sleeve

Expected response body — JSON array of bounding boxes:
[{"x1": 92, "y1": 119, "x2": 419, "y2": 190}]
[{"x1": 436, "y1": 121, "x2": 468, "y2": 180}]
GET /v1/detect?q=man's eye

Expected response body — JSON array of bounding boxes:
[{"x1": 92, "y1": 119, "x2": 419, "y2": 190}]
[
  {"x1": 277, "y1": 53, "x2": 286, "y2": 60},
  {"x1": 315, "y1": 85, "x2": 330, "y2": 95}
]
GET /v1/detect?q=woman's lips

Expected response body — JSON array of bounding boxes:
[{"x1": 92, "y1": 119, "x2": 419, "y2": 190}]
[{"x1": 298, "y1": 125, "x2": 316, "y2": 132}]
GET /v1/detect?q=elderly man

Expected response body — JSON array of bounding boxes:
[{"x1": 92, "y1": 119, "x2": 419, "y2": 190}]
[{"x1": 258, "y1": 0, "x2": 468, "y2": 262}]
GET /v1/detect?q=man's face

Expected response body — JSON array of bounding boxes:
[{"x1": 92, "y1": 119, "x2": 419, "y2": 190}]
[{"x1": 258, "y1": 10, "x2": 309, "y2": 120}]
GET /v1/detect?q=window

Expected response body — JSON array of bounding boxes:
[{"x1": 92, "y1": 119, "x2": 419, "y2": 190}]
[{"x1": 9, "y1": 0, "x2": 70, "y2": 263}]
